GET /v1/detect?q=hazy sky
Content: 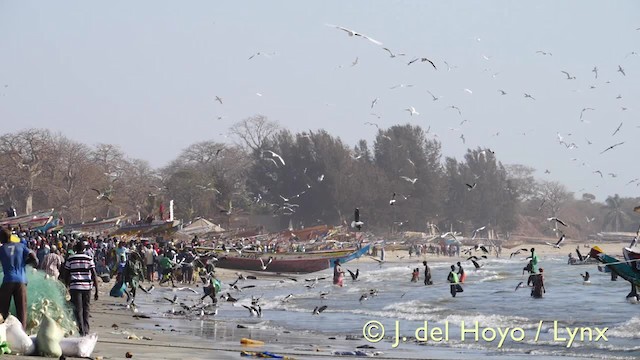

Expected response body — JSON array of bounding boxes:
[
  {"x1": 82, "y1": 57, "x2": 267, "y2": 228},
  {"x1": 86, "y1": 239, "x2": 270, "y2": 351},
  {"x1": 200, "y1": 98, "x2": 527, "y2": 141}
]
[{"x1": 1, "y1": 1, "x2": 638, "y2": 201}]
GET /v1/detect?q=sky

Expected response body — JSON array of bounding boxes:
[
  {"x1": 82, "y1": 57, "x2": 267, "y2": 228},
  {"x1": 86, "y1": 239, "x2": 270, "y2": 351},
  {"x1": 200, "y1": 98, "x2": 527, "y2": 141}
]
[{"x1": 0, "y1": 1, "x2": 638, "y2": 202}]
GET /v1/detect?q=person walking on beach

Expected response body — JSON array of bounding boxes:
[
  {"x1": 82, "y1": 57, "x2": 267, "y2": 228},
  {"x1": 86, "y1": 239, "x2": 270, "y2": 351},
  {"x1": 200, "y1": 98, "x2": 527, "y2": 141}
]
[
  {"x1": 0, "y1": 227, "x2": 38, "y2": 330},
  {"x1": 423, "y1": 261, "x2": 433, "y2": 285},
  {"x1": 64, "y1": 241, "x2": 99, "y2": 336},
  {"x1": 143, "y1": 243, "x2": 157, "y2": 282},
  {"x1": 41, "y1": 245, "x2": 64, "y2": 279},
  {"x1": 447, "y1": 265, "x2": 463, "y2": 297},
  {"x1": 333, "y1": 259, "x2": 345, "y2": 287}
]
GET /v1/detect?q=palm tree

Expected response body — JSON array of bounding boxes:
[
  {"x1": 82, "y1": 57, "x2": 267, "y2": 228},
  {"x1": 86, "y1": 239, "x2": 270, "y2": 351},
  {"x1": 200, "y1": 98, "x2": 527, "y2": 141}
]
[{"x1": 602, "y1": 194, "x2": 629, "y2": 232}]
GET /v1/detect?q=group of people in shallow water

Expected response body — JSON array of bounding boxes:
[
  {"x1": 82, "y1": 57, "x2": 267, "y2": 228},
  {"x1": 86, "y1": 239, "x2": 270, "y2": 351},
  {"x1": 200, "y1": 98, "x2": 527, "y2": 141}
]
[{"x1": 331, "y1": 247, "x2": 550, "y2": 299}]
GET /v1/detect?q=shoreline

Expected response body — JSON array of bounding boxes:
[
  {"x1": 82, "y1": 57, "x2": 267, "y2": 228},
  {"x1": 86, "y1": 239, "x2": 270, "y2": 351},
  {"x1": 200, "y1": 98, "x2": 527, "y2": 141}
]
[{"x1": 5, "y1": 241, "x2": 630, "y2": 360}]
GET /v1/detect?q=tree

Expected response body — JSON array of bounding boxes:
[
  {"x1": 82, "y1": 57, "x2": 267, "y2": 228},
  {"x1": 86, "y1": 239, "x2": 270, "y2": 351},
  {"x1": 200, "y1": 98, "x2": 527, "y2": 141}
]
[
  {"x1": 602, "y1": 194, "x2": 629, "y2": 232},
  {"x1": 229, "y1": 115, "x2": 280, "y2": 152},
  {"x1": 0, "y1": 128, "x2": 54, "y2": 214}
]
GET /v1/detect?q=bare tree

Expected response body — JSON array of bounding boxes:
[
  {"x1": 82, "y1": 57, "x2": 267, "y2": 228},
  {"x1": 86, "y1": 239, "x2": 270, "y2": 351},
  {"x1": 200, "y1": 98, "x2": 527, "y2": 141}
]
[
  {"x1": 0, "y1": 129, "x2": 54, "y2": 214},
  {"x1": 229, "y1": 115, "x2": 280, "y2": 152}
]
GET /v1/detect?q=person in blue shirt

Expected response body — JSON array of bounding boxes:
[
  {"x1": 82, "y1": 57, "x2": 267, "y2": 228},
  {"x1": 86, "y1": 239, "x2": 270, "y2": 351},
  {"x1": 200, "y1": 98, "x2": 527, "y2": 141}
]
[{"x1": 0, "y1": 227, "x2": 38, "y2": 330}]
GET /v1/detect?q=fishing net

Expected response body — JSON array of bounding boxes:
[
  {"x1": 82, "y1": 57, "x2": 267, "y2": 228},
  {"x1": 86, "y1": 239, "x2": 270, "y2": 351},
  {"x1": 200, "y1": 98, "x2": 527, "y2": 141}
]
[{"x1": 0, "y1": 266, "x2": 78, "y2": 336}]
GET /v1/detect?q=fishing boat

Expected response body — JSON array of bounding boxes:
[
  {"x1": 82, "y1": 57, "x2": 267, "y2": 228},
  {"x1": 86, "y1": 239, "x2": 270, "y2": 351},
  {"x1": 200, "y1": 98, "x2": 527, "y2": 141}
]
[
  {"x1": 213, "y1": 244, "x2": 371, "y2": 273},
  {"x1": 63, "y1": 215, "x2": 126, "y2": 235},
  {"x1": 111, "y1": 219, "x2": 181, "y2": 236},
  {"x1": 0, "y1": 209, "x2": 55, "y2": 229},
  {"x1": 589, "y1": 246, "x2": 640, "y2": 286}
]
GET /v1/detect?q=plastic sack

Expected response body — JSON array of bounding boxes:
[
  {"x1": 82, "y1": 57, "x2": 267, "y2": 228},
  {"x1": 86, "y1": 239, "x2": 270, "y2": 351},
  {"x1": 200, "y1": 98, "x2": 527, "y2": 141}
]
[
  {"x1": 60, "y1": 333, "x2": 98, "y2": 357},
  {"x1": 4, "y1": 315, "x2": 35, "y2": 355},
  {"x1": 110, "y1": 280, "x2": 127, "y2": 297},
  {"x1": 0, "y1": 323, "x2": 6, "y2": 343},
  {"x1": 36, "y1": 315, "x2": 64, "y2": 357}
]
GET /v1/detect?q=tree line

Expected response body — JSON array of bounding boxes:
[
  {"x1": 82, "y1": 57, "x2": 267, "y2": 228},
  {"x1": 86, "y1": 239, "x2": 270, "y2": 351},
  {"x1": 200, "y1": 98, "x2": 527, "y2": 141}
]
[{"x1": 1, "y1": 117, "x2": 638, "y2": 239}]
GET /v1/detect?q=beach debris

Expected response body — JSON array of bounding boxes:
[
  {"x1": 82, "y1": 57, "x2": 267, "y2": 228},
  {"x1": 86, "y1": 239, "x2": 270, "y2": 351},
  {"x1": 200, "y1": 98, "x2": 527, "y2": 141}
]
[{"x1": 240, "y1": 338, "x2": 265, "y2": 346}]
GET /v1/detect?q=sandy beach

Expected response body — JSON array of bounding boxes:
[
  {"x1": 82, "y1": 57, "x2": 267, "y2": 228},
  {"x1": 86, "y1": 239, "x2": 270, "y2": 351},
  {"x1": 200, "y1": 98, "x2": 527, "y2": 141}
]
[{"x1": 4, "y1": 239, "x2": 629, "y2": 360}]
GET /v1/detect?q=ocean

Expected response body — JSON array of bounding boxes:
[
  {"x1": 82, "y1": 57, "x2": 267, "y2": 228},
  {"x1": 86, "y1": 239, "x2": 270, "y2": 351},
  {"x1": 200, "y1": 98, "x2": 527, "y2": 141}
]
[{"x1": 128, "y1": 253, "x2": 640, "y2": 359}]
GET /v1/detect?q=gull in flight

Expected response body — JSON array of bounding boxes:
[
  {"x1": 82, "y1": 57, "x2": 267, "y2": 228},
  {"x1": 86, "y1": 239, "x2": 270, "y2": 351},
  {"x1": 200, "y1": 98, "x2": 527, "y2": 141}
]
[
  {"x1": 259, "y1": 257, "x2": 273, "y2": 271},
  {"x1": 547, "y1": 217, "x2": 568, "y2": 227},
  {"x1": 464, "y1": 88, "x2": 473, "y2": 94},
  {"x1": 612, "y1": 122, "x2": 623, "y2": 136},
  {"x1": 592, "y1": 66, "x2": 598, "y2": 79},
  {"x1": 263, "y1": 150, "x2": 285, "y2": 166},
  {"x1": 389, "y1": 84, "x2": 414, "y2": 90},
  {"x1": 382, "y1": 47, "x2": 405, "y2": 58},
  {"x1": 600, "y1": 142, "x2": 624, "y2": 154},
  {"x1": 580, "y1": 108, "x2": 595, "y2": 121},
  {"x1": 215, "y1": 96, "x2": 223, "y2": 104},
  {"x1": 371, "y1": 98, "x2": 378, "y2": 109},
  {"x1": 426, "y1": 90, "x2": 440, "y2": 101},
  {"x1": 312, "y1": 305, "x2": 328, "y2": 315},
  {"x1": 466, "y1": 183, "x2": 477, "y2": 191},
  {"x1": 364, "y1": 122, "x2": 379, "y2": 129},
  {"x1": 593, "y1": 170, "x2": 603, "y2": 178},
  {"x1": 407, "y1": 57, "x2": 437, "y2": 69},
  {"x1": 524, "y1": 93, "x2": 536, "y2": 100},
  {"x1": 545, "y1": 234, "x2": 566, "y2": 249},
  {"x1": 471, "y1": 226, "x2": 486, "y2": 240},
  {"x1": 351, "y1": 57, "x2": 359, "y2": 67},
  {"x1": 498, "y1": 90, "x2": 507, "y2": 95},
  {"x1": 447, "y1": 105, "x2": 462, "y2": 116},
  {"x1": 618, "y1": 65, "x2": 626, "y2": 76},
  {"x1": 561, "y1": 71, "x2": 576, "y2": 80},
  {"x1": 536, "y1": 50, "x2": 553, "y2": 56},
  {"x1": 405, "y1": 106, "x2": 419, "y2": 116},
  {"x1": 400, "y1": 176, "x2": 418, "y2": 184},
  {"x1": 325, "y1": 24, "x2": 382, "y2": 45}
]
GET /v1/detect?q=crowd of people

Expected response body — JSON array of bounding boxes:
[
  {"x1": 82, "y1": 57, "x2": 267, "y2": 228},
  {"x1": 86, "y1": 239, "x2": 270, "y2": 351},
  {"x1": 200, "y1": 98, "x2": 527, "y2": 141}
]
[{"x1": 0, "y1": 226, "x2": 217, "y2": 335}]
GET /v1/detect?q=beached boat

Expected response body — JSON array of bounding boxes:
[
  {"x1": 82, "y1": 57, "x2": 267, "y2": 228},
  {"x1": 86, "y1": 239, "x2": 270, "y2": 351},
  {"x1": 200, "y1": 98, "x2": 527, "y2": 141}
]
[
  {"x1": 213, "y1": 244, "x2": 371, "y2": 273},
  {"x1": 590, "y1": 246, "x2": 640, "y2": 286},
  {"x1": 0, "y1": 209, "x2": 55, "y2": 229},
  {"x1": 111, "y1": 219, "x2": 181, "y2": 236},
  {"x1": 63, "y1": 215, "x2": 126, "y2": 235}
]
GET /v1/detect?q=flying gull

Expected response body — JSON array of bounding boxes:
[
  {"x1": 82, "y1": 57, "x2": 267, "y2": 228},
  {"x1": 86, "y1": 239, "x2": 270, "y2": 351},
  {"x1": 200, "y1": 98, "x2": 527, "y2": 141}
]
[
  {"x1": 618, "y1": 65, "x2": 626, "y2": 76},
  {"x1": 600, "y1": 142, "x2": 624, "y2": 154},
  {"x1": 545, "y1": 234, "x2": 566, "y2": 249},
  {"x1": 325, "y1": 24, "x2": 382, "y2": 45},
  {"x1": 382, "y1": 47, "x2": 405, "y2": 58},
  {"x1": 405, "y1": 106, "x2": 419, "y2": 116},
  {"x1": 400, "y1": 176, "x2": 418, "y2": 184},
  {"x1": 612, "y1": 122, "x2": 623, "y2": 136},
  {"x1": 263, "y1": 150, "x2": 285, "y2": 166},
  {"x1": 215, "y1": 96, "x2": 223, "y2": 104}
]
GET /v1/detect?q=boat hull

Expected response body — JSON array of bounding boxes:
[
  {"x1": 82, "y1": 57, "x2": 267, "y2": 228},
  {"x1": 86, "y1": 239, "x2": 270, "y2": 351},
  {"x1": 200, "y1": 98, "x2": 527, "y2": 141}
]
[
  {"x1": 590, "y1": 246, "x2": 640, "y2": 287},
  {"x1": 215, "y1": 244, "x2": 370, "y2": 274}
]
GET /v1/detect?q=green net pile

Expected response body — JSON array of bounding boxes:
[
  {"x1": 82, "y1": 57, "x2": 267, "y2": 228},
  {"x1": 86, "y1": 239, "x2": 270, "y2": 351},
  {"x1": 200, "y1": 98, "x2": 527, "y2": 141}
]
[{"x1": 0, "y1": 266, "x2": 78, "y2": 335}]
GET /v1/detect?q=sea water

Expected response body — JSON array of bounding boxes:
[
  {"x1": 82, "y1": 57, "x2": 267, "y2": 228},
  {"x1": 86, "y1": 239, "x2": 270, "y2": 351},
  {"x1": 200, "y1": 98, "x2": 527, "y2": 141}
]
[{"x1": 131, "y1": 254, "x2": 640, "y2": 359}]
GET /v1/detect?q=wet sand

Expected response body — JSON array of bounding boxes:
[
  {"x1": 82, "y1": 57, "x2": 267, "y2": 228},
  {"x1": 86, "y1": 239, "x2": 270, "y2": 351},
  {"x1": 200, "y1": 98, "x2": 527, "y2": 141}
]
[{"x1": 5, "y1": 240, "x2": 627, "y2": 360}]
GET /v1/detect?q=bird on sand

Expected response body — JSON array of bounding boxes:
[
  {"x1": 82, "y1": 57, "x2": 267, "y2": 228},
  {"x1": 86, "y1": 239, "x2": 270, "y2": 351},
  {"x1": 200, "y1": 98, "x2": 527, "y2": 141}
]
[
  {"x1": 389, "y1": 193, "x2": 396, "y2": 206},
  {"x1": 466, "y1": 183, "x2": 477, "y2": 191}
]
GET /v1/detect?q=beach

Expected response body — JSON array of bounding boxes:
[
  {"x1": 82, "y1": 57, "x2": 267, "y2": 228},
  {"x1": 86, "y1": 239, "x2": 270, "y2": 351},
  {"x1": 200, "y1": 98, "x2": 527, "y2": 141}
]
[{"x1": 5, "y1": 239, "x2": 635, "y2": 360}]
